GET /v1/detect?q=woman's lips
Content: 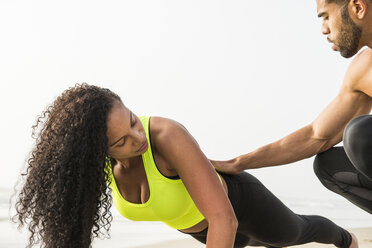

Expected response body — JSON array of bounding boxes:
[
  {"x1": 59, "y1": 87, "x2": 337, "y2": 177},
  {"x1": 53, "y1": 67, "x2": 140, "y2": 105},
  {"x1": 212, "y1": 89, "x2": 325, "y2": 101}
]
[{"x1": 137, "y1": 141, "x2": 148, "y2": 152}]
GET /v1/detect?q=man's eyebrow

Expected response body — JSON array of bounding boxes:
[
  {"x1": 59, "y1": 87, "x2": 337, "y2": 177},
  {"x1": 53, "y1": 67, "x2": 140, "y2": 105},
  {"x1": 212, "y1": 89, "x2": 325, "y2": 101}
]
[
  {"x1": 109, "y1": 111, "x2": 132, "y2": 147},
  {"x1": 317, "y1": 11, "x2": 326, "y2": 18}
]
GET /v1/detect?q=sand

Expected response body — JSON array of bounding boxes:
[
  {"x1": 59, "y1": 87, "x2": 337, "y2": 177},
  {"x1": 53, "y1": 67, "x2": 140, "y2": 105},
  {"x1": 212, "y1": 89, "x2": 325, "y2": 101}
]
[
  {"x1": 1, "y1": 218, "x2": 370, "y2": 247},
  {"x1": 131, "y1": 227, "x2": 372, "y2": 248}
]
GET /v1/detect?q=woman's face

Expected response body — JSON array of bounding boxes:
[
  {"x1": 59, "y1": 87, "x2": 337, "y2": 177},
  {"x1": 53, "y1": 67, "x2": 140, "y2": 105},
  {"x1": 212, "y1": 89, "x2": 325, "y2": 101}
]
[{"x1": 106, "y1": 101, "x2": 148, "y2": 163}]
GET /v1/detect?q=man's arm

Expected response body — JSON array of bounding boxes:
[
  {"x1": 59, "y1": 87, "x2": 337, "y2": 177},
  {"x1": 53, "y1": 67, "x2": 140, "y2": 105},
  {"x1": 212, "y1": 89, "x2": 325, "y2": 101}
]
[{"x1": 213, "y1": 49, "x2": 372, "y2": 174}]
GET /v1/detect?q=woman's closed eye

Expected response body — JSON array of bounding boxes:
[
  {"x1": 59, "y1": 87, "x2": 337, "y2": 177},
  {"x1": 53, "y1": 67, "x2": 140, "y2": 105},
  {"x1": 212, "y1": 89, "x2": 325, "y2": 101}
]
[
  {"x1": 114, "y1": 112, "x2": 137, "y2": 148},
  {"x1": 116, "y1": 138, "x2": 126, "y2": 147}
]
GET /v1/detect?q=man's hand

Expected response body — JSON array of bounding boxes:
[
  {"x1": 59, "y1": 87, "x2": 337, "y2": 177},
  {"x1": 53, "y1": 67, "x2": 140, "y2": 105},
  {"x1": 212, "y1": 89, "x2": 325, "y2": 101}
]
[{"x1": 210, "y1": 158, "x2": 242, "y2": 175}]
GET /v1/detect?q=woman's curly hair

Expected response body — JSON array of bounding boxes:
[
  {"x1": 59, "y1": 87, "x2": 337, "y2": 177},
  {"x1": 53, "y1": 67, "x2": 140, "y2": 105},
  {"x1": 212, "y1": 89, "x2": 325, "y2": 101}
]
[{"x1": 14, "y1": 83, "x2": 121, "y2": 248}]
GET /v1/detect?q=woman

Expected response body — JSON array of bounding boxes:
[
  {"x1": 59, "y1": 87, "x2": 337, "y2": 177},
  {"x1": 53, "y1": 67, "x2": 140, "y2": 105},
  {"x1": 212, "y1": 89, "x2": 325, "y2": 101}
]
[{"x1": 14, "y1": 84, "x2": 357, "y2": 248}]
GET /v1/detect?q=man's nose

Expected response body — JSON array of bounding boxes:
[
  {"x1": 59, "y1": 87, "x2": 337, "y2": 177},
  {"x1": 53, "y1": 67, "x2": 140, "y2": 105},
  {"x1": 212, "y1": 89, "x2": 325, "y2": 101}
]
[{"x1": 321, "y1": 22, "x2": 330, "y2": 35}]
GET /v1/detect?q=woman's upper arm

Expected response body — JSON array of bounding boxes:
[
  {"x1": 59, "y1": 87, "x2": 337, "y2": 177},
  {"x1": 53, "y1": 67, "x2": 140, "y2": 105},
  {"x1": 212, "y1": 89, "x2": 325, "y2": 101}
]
[{"x1": 152, "y1": 117, "x2": 235, "y2": 222}]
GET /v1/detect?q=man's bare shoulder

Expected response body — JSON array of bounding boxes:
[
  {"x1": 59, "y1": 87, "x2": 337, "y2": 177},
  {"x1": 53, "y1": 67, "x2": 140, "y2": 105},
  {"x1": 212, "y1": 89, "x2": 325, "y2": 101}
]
[
  {"x1": 348, "y1": 48, "x2": 372, "y2": 74},
  {"x1": 343, "y1": 48, "x2": 372, "y2": 94},
  {"x1": 353, "y1": 47, "x2": 372, "y2": 66}
]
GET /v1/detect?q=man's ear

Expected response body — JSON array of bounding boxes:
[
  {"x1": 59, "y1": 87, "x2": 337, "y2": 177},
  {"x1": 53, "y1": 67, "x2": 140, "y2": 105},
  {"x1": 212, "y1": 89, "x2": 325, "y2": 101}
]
[{"x1": 349, "y1": 0, "x2": 368, "y2": 20}]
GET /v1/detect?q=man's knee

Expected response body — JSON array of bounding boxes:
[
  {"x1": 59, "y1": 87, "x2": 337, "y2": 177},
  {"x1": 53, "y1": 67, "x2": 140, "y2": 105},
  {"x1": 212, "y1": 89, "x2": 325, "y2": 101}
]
[
  {"x1": 344, "y1": 115, "x2": 372, "y2": 152},
  {"x1": 343, "y1": 115, "x2": 372, "y2": 179}
]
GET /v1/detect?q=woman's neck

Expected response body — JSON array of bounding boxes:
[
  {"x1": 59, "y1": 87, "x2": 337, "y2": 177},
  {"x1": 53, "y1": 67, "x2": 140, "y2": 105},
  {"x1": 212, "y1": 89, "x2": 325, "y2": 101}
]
[{"x1": 117, "y1": 155, "x2": 142, "y2": 171}]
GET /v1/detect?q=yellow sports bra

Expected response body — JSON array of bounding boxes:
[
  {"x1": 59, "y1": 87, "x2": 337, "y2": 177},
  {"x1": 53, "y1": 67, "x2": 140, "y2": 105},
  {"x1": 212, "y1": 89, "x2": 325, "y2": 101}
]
[{"x1": 107, "y1": 116, "x2": 221, "y2": 230}]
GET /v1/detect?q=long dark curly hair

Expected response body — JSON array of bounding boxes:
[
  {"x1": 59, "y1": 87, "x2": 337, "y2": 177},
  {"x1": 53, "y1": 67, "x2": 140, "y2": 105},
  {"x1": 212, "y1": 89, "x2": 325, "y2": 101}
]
[{"x1": 14, "y1": 83, "x2": 121, "y2": 248}]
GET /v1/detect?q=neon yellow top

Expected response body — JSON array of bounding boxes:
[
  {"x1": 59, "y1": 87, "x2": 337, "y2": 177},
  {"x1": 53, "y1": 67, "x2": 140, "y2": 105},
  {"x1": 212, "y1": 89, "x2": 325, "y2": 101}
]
[{"x1": 107, "y1": 116, "x2": 221, "y2": 230}]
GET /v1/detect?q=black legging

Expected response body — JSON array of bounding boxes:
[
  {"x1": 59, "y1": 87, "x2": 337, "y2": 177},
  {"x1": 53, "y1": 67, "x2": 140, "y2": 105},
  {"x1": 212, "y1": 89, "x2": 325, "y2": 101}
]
[
  {"x1": 188, "y1": 172, "x2": 351, "y2": 248},
  {"x1": 314, "y1": 115, "x2": 372, "y2": 214}
]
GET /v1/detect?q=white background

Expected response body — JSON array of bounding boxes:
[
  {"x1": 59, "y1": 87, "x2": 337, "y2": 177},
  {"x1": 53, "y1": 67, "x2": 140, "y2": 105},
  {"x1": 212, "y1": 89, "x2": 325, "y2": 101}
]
[{"x1": 0, "y1": 0, "x2": 362, "y2": 204}]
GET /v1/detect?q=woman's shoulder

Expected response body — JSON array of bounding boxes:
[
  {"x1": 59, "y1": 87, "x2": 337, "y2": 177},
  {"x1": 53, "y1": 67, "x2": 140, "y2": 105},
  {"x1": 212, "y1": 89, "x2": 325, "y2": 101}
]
[
  {"x1": 149, "y1": 116, "x2": 193, "y2": 154},
  {"x1": 149, "y1": 116, "x2": 188, "y2": 137}
]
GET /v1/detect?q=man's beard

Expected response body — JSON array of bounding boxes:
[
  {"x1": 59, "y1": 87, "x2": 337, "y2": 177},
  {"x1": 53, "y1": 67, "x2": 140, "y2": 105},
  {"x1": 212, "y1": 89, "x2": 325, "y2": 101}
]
[{"x1": 337, "y1": 6, "x2": 362, "y2": 58}]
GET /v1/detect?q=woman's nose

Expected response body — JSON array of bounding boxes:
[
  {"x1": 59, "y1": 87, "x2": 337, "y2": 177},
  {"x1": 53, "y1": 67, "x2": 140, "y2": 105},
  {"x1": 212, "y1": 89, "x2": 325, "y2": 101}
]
[{"x1": 131, "y1": 129, "x2": 144, "y2": 144}]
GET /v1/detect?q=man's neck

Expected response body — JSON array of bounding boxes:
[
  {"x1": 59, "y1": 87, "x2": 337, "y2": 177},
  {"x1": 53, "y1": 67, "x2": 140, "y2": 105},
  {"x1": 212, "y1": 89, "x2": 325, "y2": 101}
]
[
  {"x1": 366, "y1": 36, "x2": 372, "y2": 49},
  {"x1": 364, "y1": 13, "x2": 372, "y2": 48},
  {"x1": 359, "y1": 27, "x2": 372, "y2": 49},
  {"x1": 364, "y1": 37, "x2": 372, "y2": 49}
]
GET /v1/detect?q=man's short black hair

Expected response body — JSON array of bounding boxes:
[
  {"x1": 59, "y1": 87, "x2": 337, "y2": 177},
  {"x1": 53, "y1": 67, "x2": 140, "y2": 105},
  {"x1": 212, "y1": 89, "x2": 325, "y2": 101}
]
[{"x1": 326, "y1": 0, "x2": 371, "y2": 5}]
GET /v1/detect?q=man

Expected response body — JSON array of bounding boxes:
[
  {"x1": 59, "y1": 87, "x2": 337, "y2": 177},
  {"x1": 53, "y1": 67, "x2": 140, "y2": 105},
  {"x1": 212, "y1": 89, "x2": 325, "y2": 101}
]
[{"x1": 213, "y1": 0, "x2": 372, "y2": 214}]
